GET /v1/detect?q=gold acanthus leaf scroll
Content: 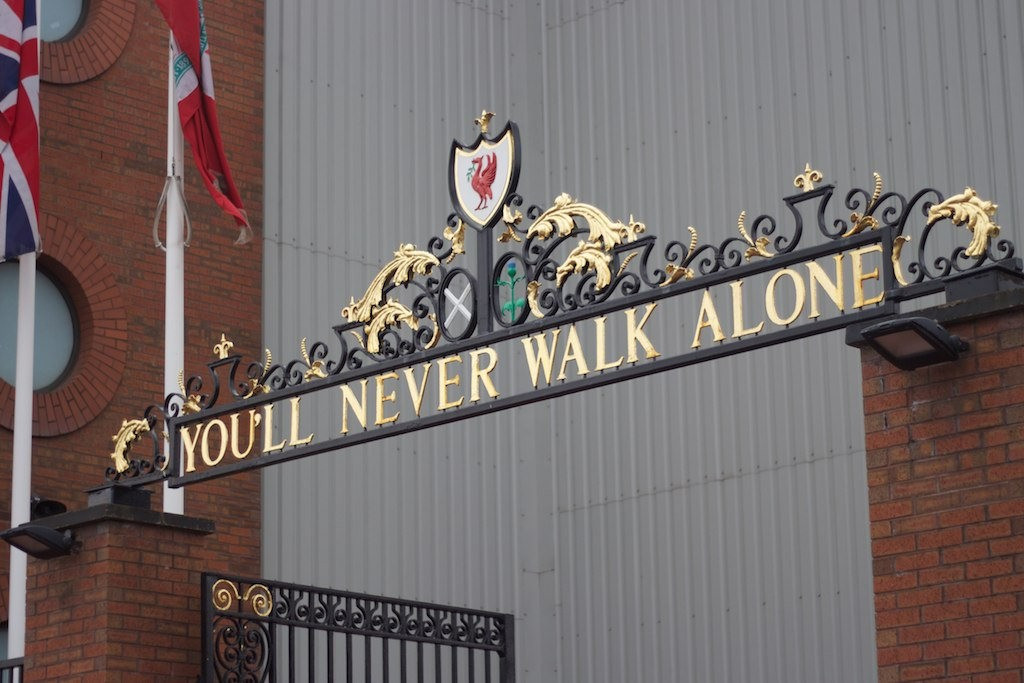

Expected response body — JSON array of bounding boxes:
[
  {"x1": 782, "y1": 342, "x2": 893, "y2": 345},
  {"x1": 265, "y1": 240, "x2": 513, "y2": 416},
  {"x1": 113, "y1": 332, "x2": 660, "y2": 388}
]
[
  {"x1": 362, "y1": 301, "x2": 438, "y2": 356},
  {"x1": 341, "y1": 244, "x2": 441, "y2": 351},
  {"x1": 497, "y1": 204, "x2": 524, "y2": 243},
  {"x1": 110, "y1": 418, "x2": 151, "y2": 474},
  {"x1": 556, "y1": 241, "x2": 613, "y2": 290},
  {"x1": 526, "y1": 280, "x2": 544, "y2": 318},
  {"x1": 926, "y1": 187, "x2": 1000, "y2": 258},
  {"x1": 341, "y1": 244, "x2": 441, "y2": 324},
  {"x1": 737, "y1": 211, "x2": 773, "y2": 261},
  {"x1": 527, "y1": 193, "x2": 645, "y2": 249},
  {"x1": 442, "y1": 219, "x2": 466, "y2": 264}
]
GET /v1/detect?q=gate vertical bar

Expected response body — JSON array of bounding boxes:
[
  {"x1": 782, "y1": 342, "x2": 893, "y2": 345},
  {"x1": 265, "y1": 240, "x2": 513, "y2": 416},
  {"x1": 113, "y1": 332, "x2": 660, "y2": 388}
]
[{"x1": 500, "y1": 616, "x2": 515, "y2": 683}]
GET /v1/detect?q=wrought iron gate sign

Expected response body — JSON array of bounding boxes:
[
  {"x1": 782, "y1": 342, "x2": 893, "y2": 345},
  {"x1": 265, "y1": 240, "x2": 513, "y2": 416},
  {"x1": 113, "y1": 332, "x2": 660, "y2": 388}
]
[{"x1": 107, "y1": 114, "x2": 1017, "y2": 488}]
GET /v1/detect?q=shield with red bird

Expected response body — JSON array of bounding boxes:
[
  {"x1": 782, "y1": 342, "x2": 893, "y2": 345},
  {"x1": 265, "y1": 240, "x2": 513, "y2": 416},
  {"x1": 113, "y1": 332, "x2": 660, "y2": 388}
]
[{"x1": 449, "y1": 119, "x2": 521, "y2": 231}]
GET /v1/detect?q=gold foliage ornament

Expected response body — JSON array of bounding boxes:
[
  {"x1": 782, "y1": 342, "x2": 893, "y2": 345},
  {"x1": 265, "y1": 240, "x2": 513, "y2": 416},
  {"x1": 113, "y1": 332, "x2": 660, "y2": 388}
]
[
  {"x1": 527, "y1": 193, "x2": 645, "y2": 249},
  {"x1": 556, "y1": 240, "x2": 614, "y2": 289},
  {"x1": 660, "y1": 226, "x2": 699, "y2": 287},
  {"x1": 109, "y1": 418, "x2": 151, "y2": 474},
  {"x1": 300, "y1": 337, "x2": 328, "y2": 382},
  {"x1": 737, "y1": 211, "x2": 773, "y2": 261},
  {"x1": 926, "y1": 187, "x2": 1000, "y2": 258},
  {"x1": 497, "y1": 204, "x2": 524, "y2": 243},
  {"x1": 177, "y1": 370, "x2": 202, "y2": 414},
  {"x1": 844, "y1": 172, "x2": 883, "y2": 237},
  {"x1": 341, "y1": 244, "x2": 442, "y2": 354},
  {"x1": 242, "y1": 348, "x2": 273, "y2": 398},
  {"x1": 442, "y1": 218, "x2": 466, "y2": 263}
]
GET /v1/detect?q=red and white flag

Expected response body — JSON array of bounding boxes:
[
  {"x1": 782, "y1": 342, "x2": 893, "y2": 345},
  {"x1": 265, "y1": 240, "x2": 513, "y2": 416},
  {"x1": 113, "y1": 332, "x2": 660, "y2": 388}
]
[
  {"x1": 155, "y1": 0, "x2": 252, "y2": 244},
  {"x1": 0, "y1": 0, "x2": 38, "y2": 261}
]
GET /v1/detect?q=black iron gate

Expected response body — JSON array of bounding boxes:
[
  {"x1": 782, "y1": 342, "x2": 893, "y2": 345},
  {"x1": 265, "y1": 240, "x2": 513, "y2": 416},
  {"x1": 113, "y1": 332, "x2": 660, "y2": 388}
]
[{"x1": 202, "y1": 573, "x2": 515, "y2": 682}]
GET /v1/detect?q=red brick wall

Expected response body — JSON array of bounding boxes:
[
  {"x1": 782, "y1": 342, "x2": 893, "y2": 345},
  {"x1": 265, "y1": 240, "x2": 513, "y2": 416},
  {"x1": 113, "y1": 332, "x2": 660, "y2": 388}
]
[
  {"x1": 24, "y1": 511, "x2": 242, "y2": 681},
  {"x1": 0, "y1": 0, "x2": 265, "y2": 641},
  {"x1": 861, "y1": 308, "x2": 1024, "y2": 682}
]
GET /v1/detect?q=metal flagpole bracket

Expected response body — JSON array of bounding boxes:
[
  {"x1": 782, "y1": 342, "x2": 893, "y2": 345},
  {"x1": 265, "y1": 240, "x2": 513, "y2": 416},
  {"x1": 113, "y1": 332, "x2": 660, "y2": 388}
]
[{"x1": 153, "y1": 173, "x2": 193, "y2": 251}]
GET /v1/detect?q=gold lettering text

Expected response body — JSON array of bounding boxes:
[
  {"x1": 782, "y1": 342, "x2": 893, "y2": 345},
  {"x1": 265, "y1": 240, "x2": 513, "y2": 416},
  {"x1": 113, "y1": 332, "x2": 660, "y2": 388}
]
[
  {"x1": 288, "y1": 396, "x2": 314, "y2": 445},
  {"x1": 469, "y1": 348, "x2": 500, "y2": 402},
  {"x1": 230, "y1": 410, "x2": 262, "y2": 460},
  {"x1": 557, "y1": 324, "x2": 590, "y2": 380},
  {"x1": 730, "y1": 280, "x2": 764, "y2": 338},
  {"x1": 201, "y1": 419, "x2": 228, "y2": 467},
  {"x1": 765, "y1": 268, "x2": 806, "y2": 326},
  {"x1": 437, "y1": 355, "x2": 464, "y2": 410},
  {"x1": 625, "y1": 304, "x2": 661, "y2": 361},
  {"x1": 593, "y1": 315, "x2": 624, "y2": 371},
  {"x1": 521, "y1": 329, "x2": 561, "y2": 388},
  {"x1": 850, "y1": 244, "x2": 884, "y2": 309},
  {"x1": 181, "y1": 424, "x2": 203, "y2": 473},
  {"x1": 691, "y1": 290, "x2": 725, "y2": 349},
  {"x1": 339, "y1": 380, "x2": 368, "y2": 434},
  {"x1": 806, "y1": 255, "x2": 845, "y2": 319},
  {"x1": 262, "y1": 403, "x2": 288, "y2": 453},
  {"x1": 402, "y1": 364, "x2": 432, "y2": 417},
  {"x1": 375, "y1": 372, "x2": 400, "y2": 426}
]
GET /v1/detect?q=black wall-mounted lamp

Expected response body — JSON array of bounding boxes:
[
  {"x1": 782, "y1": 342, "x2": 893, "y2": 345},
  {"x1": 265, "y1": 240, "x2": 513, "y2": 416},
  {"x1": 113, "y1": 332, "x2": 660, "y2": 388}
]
[
  {"x1": 860, "y1": 317, "x2": 969, "y2": 371},
  {"x1": 0, "y1": 524, "x2": 77, "y2": 559}
]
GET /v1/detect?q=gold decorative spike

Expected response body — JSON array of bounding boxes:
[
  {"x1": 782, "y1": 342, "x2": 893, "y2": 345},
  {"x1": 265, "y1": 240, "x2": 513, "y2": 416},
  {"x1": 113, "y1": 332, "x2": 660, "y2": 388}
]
[
  {"x1": 556, "y1": 240, "x2": 614, "y2": 290},
  {"x1": 300, "y1": 338, "x2": 328, "y2": 382},
  {"x1": 526, "y1": 281, "x2": 544, "y2": 318},
  {"x1": 109, "y1": 418, "x2": 151, "y2": 474},
  {"x1": 844, "y1": 172, "x2": 883, "y2": 237},
  {"x1": 242, "y1": 348, "x2": 273, "y2": 398},
  {"x1": 892, "y1": 235, "x2": 911, "y2": 286},
  {"x1": 738, "y1": 211, "x2": 774, "y2": 260},
  {"x1": 474, "y1": 110, "x2": 495, "y2": 135},
  {"x1": 442, "y1": 219, "x2": 466, "y2": 264},
  {"x1": 660, "y1": 263, "x2": 695, "y2": 287},
  {"x1": 926, "y1": 187, "x2": 1000, "y2": 258},
  {"x1": 794, "y1": 163, "x2": 823, "y2": 192},
  {"x1": 527, "y1": 193, "x2": 645, "y2": 249},
  {"x1": 177, "y1": 370, "x2": 201, "y2": 414},
  {"x1": 497, "y1": 204, "x2": 524, "y2": 243},
  {"x1": 213, "y1": 334, "x2": 234, "y2": 359},
  {"x1": 341, "y1": 244, "x2": 440, "y2": 324},
  {"x1": 616, "y1": 252, "x2": 637, "y2": 278}
]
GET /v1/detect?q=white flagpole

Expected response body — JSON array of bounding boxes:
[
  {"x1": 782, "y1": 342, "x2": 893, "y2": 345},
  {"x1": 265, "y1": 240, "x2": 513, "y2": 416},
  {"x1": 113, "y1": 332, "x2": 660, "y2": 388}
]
[
  {"x1": 8, "y1": 0, "x2": 41, "y2": 665},
  {"x1": 163, "y1": 38, "x2": 185, "y2": 515},
  {"x1": 8, "y1": 251, "x2": 36, "y2": 662}
]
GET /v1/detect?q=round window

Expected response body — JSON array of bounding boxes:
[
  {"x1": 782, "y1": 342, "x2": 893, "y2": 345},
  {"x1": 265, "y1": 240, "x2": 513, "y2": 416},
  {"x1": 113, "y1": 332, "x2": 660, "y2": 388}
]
[
  {"x1": 40, "y1": 0, "x2": 86, "y2": 43},
  {"x1": 0, "y1": 261, "x2": 78, "y2": 390}
]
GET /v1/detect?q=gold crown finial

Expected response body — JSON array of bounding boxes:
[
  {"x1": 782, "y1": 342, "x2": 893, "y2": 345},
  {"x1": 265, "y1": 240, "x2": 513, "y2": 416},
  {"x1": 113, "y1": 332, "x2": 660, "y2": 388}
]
[
  {"x1": 213, "y1": 334, "x2": 234, "y2": 359},
  {"x1": 474, "y1": 110, "x2": 495, "y2": 135}
]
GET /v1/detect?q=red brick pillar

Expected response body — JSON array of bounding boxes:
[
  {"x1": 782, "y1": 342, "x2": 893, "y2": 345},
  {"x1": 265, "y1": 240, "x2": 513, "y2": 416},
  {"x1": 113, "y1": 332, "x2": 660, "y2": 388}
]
[
  {"x1": 23, "y1": 494, "x2": 256, "y2": 681},
  {"x1": 857, "y1": 294, "x2": 1024, "y2": 681}
]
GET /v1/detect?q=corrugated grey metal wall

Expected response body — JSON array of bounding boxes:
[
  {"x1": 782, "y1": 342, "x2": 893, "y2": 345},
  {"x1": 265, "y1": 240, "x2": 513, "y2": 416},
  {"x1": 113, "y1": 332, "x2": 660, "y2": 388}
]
[{"x1": 261, "y1": 1, "x2": 1024, "y2": 680}]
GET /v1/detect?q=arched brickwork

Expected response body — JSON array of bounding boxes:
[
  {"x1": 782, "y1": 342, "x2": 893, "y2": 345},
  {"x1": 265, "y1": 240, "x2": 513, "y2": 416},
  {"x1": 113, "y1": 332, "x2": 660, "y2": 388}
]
[
  {"x1": 41, "y1": 0, "x2": 136, "y2": 84},
  {"x1": 0, "y1": 214, "x2": 127, "y2": 436}
]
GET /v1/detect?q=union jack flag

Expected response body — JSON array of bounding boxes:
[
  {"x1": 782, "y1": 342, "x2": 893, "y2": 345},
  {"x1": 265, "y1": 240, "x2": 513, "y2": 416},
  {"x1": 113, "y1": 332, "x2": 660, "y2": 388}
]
[{"x1": 0, "y1": 0, "x2": 37, "y2": 262}]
